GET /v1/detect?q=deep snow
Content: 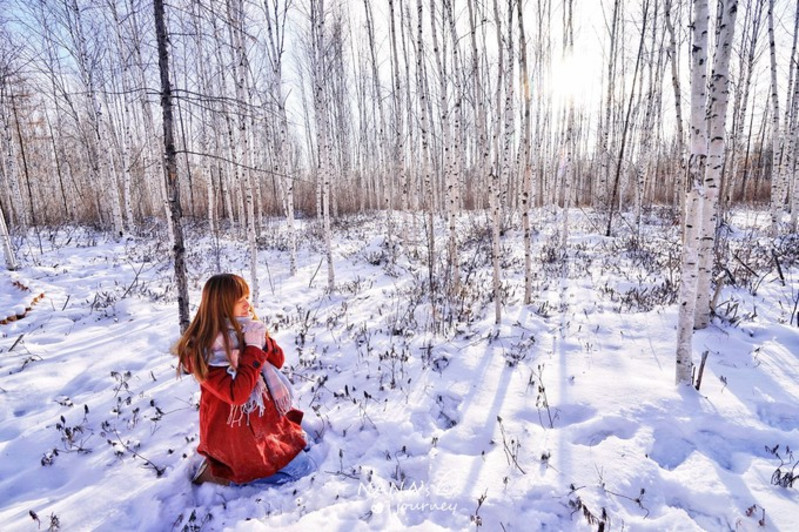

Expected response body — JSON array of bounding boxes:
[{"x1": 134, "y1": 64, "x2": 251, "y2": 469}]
[{"x1": 0, "y1": 209, "x2": 797, "y2": 531}]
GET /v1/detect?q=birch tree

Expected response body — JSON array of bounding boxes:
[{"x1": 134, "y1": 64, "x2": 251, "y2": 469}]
[
  {"x1": 676, "y1": 0, "x2": 709, "y2": 385},
  {"x1": 189, "y1": 0, "x2": 216, "y2": 236},
  {"x1": 488, "y1": 0, "x2": 506, "y2": 324},
  {"x1": 0, "y1": 198, "x2": 15, "y2": 270},
  {"x1": 154, "y1": 0, "x2": 190, "y2": 331},
  {"x1": 309, "y1": 0, "x2": 335, "y2": 291},
  {"x1": 664, "y1": 0, "x2": 686, "y2": 209},
  {"x1": 598, "y1": 0, "x2": 622, "y2": 209},
  {"x1": 431, "y1": 0, "x2": 460, "y2": 298},
  {"x1": 263, "y1": 0, "x2": 298, "y2": 275},
  {"x1": 560, "y1": 0, "x2": 575, "y2": 248},
  {"x1": 0, "y1": 40, "x2": 27, "y2": 229},
  {"x1": 518, "y1": 0, "x2": 534, "y2": 304},
  {"x1": 445, "y1": 0, "x2": 464, "y2": 294},
  {"x1": 226, "y1": 0, "x2": 260, "y2": 301},
  {"x1": 694, "y1": 0, "x2": 738, "y2": 329},
  {"x1": 388, "y1": 0, "x2": 406, "y2": 230},
  {"x1": 790, "y1": 22, "x2": 799, "y2": 231},
  {"x1": 362, "y1": 0, "x2": 389, "y2": 218},
  {"x1": 108, "y1": 0, "x2": 135, "y2": 231},
  {"x1": 634, "y1": 0, "x2": 664, "y2": 232},
  {"x1": 127, "y1": 0, "x2": 170, "y2": 231},
  {"x1": 413, "y1": 0, "x2": 438, "y2": 322},
  {"x1": 606, "y1": 0, "x2": 648, "y2": 237},
  {"x1": 768, "y1": 0, "x2": 785, "y2": 237},
  {"x1": 67, "y1": 0, "x2": 124, "y2": 237},
  {"x1": 725, "y1": 0, "x2": 765, "y2": 212},
  {"x1": 0, "y1": 45, "x2": 18, "y2": 268}
]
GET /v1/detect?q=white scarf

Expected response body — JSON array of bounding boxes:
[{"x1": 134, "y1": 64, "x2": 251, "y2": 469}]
[{"x1": 207, "y1": 319, "x2": 294, "y2": 426}]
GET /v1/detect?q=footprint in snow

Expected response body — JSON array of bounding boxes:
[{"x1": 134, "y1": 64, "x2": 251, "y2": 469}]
[
  {"x1": 756, "y1": 402, "x2": 799, "y2": 431},
  {"x1": 649, "y1": 427, "x2": 694, "y2": 470},
  {"x1": 433, "y1": 393, "x2": 461, "y2": 430},
  {"x1": 570, "y1": 415, "x2": 638, "y2": 447}
]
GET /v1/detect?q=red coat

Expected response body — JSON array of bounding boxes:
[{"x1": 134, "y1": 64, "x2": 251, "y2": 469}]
[{"x1": 193, "y1": 339, "x2": 306, "y2": 484}]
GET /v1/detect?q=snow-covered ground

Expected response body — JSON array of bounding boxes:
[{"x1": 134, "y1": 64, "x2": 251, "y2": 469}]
[{"x1": 0, "y1": 209, "x2": 797, "y2": 531}]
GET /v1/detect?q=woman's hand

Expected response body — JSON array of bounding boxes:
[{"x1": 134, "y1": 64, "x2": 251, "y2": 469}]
[{"x1": 243, "y1": 320, "x2": 268, "y2": 347}]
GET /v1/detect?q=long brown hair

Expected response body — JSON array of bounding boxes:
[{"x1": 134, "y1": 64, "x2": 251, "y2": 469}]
[{"x1": 175, "y1": 273, "x2": 250, "y2": 381}]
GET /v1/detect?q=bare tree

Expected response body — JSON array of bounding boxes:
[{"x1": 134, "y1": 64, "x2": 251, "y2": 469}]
[
  {"x1": 725, "y1": 0, "x2": 766, "y2": 213},
  {"x1": 432, "y1": 0, "x2": 461, "y2": 298},
  {"x1": 768, "y1": 0, "x2": 785, "y2": 237},
  {"x1": 790, "y1": 11, "x2": 799, "y2": 231},
  {"x1": 309, "y1": 0, "x2": 335, "y2": 291},
  {"x1": 127, "y1": 0, "x2": 170, "y2": 232},
  {"x1": 0, "y1": 38, "x2": 27, "y2": 230},
  {"x1": 263, "y1": 0, "x2": 298, "y2": 275},
  {"x1": 606, "y1": 0, "x2": 649, "y2": 236},
  {"x1": 676, "y1": 0, "x2": 709, "y2": 385},
  {"x1": 559, "y1": 0, "x2": 576, "y2": 248},
  {"x1": 226, "y1": 0, "x2": 260, "y2": 301},
  {"x1": 67, "y1": 0, "x2": 124, "y2": 237},
  {"x1": 488, "y1": 0, "x2": 507, "y2": 325},
  {"x1": 598, "y1": 0, "x2": 622, "y2": 209},
  {"x1": 694, "y1": 0, "x2": 739, "y2": 330},
  {"x1": 154, "y1": 0, "x2": 190, "y2": 331},
  {"x1": 664, "y1": 0, "x2": 687, "y2": 210},
  {"x1": 0, "y1": 194, "x2": 14, "y2": 271},
  {"x1": 518, "y1": 0, "x2": 534, "y2": 304}
]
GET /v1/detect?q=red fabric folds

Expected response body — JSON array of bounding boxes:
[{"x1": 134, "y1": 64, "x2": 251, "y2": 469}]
[{"x1": 192, "y1": 342, "x2": 306, "y2": 484}]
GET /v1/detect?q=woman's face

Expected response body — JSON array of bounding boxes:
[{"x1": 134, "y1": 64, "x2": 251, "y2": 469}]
[{"x1": 233, "y1": 294, "x2": 252, "y2": 317}]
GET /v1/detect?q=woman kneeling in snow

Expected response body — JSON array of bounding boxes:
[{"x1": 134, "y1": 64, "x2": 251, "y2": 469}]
[{"x1": 175, "y1": 273, "x2": 313, "y2": 486}]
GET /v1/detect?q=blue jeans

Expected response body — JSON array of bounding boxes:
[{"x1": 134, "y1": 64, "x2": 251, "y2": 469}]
[{"x1": 251, "y1": 449, "x2": 316, "y2": 486}]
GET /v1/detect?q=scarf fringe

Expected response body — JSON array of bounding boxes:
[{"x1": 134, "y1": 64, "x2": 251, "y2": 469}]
[
  {"x1": 223, "y1": 374, "x2": 271, "y2": 427},
  {"x1": 208, "y1": 322, "x2": 288, "y2": 428}
]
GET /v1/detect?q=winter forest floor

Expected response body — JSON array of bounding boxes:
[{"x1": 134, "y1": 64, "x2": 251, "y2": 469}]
[{"x1": 0, "y1": 208, "x2": 798, "y2": 531}]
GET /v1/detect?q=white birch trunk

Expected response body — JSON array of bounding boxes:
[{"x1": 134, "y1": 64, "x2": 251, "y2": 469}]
[
  {"x1": 1, "y1": 104, "x2": 27, "y2": 227},
  {"x1": 726, "y1": 1, "x2": 764, "y2": 211},
  {"x1": 445, "y1": 0, "x2": 464, "y2": 293},
  {"x1": 209, "y1": 9, "x2": 240, "y2": 233},
  {"x1": 190, "y1": 1, "x2": 215, "y2": 235},
  {"x1": 388, "y1": 0, "x2": 408, "y2": 248},
  {"x1": 109, "y1": 2, "x2": 134, "y2": 232},
  {"x1": 415, "y1": 0, "x2": 433, "y2": 212},
  {"x1": 310, "y1": 0, "x2": 335, "y2": 291},
  {"x1": 401, "y1": 0, "x2": 417, "y2": 228},
  {"x1": 501, "y1": 0, "x2": 515, "y2": 216},
  {"x1": 432, "y1": 0, "x2": 460, "y2": 297},
  {"x1": 69, "y1": 0, "x2": 124, "y2": 237},
  {"x1": 45, "y1": 110, "x2": 73, "y2": 220},
  {"x1": 127, "y1": 0, "x2": 169, "y2": 233},
  {"x1": 694, "y1": 0, "x2": 738, "y2": 330},
  {"x1": 364, "y1": 0, "x2": 390, "y2": 237},
  {"x1": 517, "y1": 0, "x2": 533, "y2": 304},
  {"x1": 676, "y1": 0, "x2": 709, "y2": 385},
  {"x1": 635, "y1": 1, "x2": 661, "y2": 231},
  {"x1": 599, "y1": 0, "x2": 621, "y2": 208},
  {"x1": 489, "y1": 0, "x2": 506, "y2": 325},
  {"x1": 0, "y1": 201, "x2": 17, "y2": 270},
  {"x1": 263, "y1": 0, "x2": 297, "y2": 275},
  {"x1": 664, "y1": 0, "x2": 686, "y2": 211},
  {"x1": 791, "y1": 52, "x2": 799, "y2": 231},
  {"x1": 414, "y1": 0, "x2": 437, "y2": 321},
  {"x1": 561, "y1": 108, "x2": 574, "y2": 249},
  {"x1": 768, "y1": 0, "x2": 784, "y2": 237},
  {"x1": 226, "y1": 0, "x2": 259, "y2": 302},
  {"x1": 467, "y1": 0, "x2": 489, "y2": 214},
  {"x1": 676, "y1": 186, "x2": 703, "y2": 384}
]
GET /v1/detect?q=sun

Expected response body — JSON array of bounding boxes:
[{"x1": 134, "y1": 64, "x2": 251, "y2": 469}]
[{"x1": 547, "y1": 50, "x2": 602, "y2": 108}]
